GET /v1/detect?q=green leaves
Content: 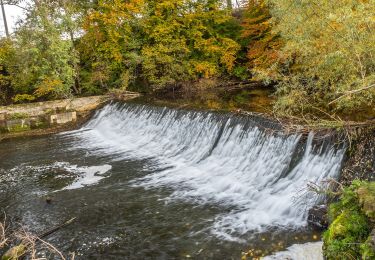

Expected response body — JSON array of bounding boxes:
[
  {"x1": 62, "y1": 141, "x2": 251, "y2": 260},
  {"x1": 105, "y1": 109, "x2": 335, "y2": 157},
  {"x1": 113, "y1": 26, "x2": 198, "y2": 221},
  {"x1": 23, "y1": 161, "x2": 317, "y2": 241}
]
[
  {"x1": 0, "y1": 0, "x2": 81, "y2": 102},
  {"x1": 82, "y1": 0, "x2": 240, "y2": 91},
  {"x1": 269, "y1": 0, "x2": 375, "y2": 115},
  {"x1": 324, "y1": 181, "x2": 375, "y2": 260}
]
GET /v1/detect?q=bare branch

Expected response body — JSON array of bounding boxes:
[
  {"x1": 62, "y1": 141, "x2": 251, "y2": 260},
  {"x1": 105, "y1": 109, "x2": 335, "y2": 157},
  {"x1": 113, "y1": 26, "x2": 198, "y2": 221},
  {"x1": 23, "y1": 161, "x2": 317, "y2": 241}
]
[{"x1": 329, "y1": 83, "x2": 375, "y2": 105}]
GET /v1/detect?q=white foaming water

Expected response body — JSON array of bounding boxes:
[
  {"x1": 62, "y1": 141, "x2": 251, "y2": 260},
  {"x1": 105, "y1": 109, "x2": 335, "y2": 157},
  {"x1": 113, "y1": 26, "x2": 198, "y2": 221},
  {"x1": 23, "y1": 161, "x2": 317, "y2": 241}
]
[
  {"x1": 58, "y1": 163, "x2": 112, "y2": 190},
  {"x1": 11, "y1": 162, "x2": 112, "y2": 191},
  {"x1": 63, "y1": 103, "x2": 345, "y2": 239},
  {"x1": 263, "y1": 241, "x2": 323, "y2": 260}
]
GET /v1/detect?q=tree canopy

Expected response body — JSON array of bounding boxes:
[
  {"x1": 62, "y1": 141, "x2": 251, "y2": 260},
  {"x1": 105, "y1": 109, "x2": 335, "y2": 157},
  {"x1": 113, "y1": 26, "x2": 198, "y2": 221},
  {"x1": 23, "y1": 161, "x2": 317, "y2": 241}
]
[
  {"x1": 0, "y1": 0, "x2": 373, "y2": 119},
  {"x1": 269, "y1": 0, "x2": 375, "y2": 115}
]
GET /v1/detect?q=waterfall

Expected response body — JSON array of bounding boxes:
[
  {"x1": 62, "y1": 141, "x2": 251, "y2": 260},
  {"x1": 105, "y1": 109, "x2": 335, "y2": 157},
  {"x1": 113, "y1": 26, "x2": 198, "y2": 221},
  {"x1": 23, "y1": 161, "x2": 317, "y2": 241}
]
[{"x1": 65, "y1": 102, "x2": 345, "y2": 240}]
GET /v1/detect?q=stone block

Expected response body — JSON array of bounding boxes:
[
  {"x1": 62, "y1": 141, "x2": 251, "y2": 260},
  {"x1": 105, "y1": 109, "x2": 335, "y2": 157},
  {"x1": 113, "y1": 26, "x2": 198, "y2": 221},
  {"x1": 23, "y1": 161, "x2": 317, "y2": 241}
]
[
  {"x1": 0, "y1": 113, "x2": 6, "y2": 121},
  {"x1": 50, "y1": 111, "x2": 77, "y2": 124}
]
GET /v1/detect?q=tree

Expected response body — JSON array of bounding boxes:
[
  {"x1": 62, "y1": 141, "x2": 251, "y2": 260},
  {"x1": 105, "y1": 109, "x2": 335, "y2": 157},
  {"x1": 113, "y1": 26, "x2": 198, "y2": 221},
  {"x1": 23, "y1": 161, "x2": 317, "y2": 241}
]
[
  {"x1": 82, "y1": 0, "x2": 240, "y2": 91},
  {"x1": 140, "y1": 0, "x2": 240, "y2": 88},
  {"x1": 241, "y1": 0, "x2": 283, "y2": 81},
  {"x1": 269, "y1": 0, "x2": 375, "y2": 114},
  {"x1": 0, "y1": 38, "x2": 14, "y2": 104},
  {"x1": 7, "y1": 0, "x2": 78, "y2": 102},
  {"x1": 80, "y1": 0, "x2": 145, "y2": 93}
]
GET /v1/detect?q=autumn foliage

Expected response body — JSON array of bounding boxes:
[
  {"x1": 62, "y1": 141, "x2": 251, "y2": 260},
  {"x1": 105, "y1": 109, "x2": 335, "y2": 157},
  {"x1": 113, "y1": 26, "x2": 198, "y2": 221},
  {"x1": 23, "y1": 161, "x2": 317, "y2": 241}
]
[
  {"x1": 241, "y1": 0, "x2": 283, "y2": 80},
  {"x1": 81, "y1": 0, "x2": 240, "y2": 90},
  {"x1": 0, "y1": 0, "x2": 373, "y2": 119}
]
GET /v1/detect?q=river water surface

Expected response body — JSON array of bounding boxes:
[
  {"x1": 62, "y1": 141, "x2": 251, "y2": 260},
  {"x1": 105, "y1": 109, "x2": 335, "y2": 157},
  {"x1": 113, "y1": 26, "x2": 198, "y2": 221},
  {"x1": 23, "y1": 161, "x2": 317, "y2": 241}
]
[{"x1": 0, "y1": 102, "x2": 345, "y2": 259}]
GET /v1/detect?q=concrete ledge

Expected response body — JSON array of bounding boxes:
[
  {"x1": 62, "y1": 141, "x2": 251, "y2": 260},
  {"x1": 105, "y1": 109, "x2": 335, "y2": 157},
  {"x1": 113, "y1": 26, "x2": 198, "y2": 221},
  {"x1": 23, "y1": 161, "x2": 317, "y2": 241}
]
[
  {"x1": 0, "y1": 96, "x2": 109, "y2": 117},
  {"x1": 0, "y1": 93, "x2": 140, "y2": 138}
]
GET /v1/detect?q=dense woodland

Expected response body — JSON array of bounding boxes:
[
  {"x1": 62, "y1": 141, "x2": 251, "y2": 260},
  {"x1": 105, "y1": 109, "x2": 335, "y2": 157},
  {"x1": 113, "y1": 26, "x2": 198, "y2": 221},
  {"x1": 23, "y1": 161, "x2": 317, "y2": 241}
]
[{"x1": 0, "y1": 0, "x2": 374, "y2": 118}]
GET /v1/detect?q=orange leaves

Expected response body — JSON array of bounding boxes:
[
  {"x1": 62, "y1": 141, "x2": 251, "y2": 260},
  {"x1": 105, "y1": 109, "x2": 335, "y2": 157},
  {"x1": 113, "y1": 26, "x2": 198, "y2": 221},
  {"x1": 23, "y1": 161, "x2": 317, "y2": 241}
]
[
  {"x1": 241, "y1": 0, "x2": 283, "y2": 79},
  {"x1": 247, "y1": 35, "x2": 282, "y2": 67}
]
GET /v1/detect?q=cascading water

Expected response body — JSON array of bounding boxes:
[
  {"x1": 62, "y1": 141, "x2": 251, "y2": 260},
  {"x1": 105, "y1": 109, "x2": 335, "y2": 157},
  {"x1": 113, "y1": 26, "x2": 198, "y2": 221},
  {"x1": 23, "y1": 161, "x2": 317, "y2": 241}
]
[{"x1": 64, "y1": 102, "x2": 345, "y2": 241}]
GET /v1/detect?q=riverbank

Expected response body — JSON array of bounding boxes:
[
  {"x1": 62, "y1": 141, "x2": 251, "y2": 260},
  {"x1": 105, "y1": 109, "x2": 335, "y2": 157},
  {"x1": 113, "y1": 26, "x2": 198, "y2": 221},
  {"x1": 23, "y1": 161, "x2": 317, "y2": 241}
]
[
  {"x1": 0, "y1": 93, "x2": 140, "y2": 141},
  {"x1": 1, "y1": 86, "x2": 374, "y2": 142},
  {"x1": 130, "y1": 86, "x2": 375, "y2": 138}
]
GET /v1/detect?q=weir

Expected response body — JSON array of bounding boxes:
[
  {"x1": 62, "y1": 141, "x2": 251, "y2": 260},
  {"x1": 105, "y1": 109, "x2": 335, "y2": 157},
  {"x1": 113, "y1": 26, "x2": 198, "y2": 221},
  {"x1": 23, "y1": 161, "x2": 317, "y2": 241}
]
[{"x1": 66, "y1": 102, "x2": 345, "y2": 240}]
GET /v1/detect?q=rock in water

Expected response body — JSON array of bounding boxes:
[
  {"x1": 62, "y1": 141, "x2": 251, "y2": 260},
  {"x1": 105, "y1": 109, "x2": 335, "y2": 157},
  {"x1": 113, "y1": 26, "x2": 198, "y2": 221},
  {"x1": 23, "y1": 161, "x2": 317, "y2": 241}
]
[{"x1": 308, "y1": 205, "x2": 328, "y2": 229}]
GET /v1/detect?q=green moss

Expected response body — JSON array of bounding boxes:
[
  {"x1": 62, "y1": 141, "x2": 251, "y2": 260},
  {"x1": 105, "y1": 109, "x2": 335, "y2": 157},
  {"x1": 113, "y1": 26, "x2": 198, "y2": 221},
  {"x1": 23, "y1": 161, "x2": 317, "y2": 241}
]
[
  {"x1": 323, "y1": 181, "x2": 375, "y2": 260},
  {"x1": 324, "y1": 210, "x2": 369, "y2": 259},
  {"x1": 30, "y1": 120, "x2": 49, "y2": 129},
  {"x1": 361, "y1": 234, "x2": 375, "y2": 260},
  {"x1": 8, "y1": 124, "x2": 30, "y2": 132},
  {"x1": 44, "y1": 108, "x2": 56, "y2": 115},
  {"x1": 0, "y1": 126, "x2": 8, "y2": 133},
  {"x1": 357, "y1": 182, "x2": 375, "y2": 221},
  {"x1": 8, "y1": 112, "x2": 29, "y2": 119}
]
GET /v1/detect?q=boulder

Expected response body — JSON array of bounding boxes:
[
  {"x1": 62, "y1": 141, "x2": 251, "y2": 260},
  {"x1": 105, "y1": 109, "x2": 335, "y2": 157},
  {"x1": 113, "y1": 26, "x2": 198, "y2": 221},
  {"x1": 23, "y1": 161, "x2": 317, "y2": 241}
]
[{"x1": 308, "y1": 205, "x2": 328, "y2": 229}]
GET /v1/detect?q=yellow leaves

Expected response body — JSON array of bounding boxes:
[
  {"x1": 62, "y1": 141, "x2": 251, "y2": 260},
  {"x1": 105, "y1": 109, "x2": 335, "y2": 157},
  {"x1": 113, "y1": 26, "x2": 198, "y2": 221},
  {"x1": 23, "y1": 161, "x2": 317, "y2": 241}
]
[
  {"x1": 156, "y1": 0, "x2": 183, "y2": 14},
  {"x1": 85, "y1": 0, "x2": 145, "y2": 33},
  {"x1": 219, "y1": 38, "x2": 240, "y2": 71},
  {"x1": 12, "y1": 94, "x2": 36, "y2": 103},
  {"x1": 34, "y1": 78, "x2": 63, "y2": 98},
  {"x1": 221, "y1": 53, "x2": 236, "y2": 71},
  {"x1": 82, "y1": 0, "x2": 243, "y2": 90},
  {"x1": 194, "y1": 61, "x2": 217, "y2": 78}
]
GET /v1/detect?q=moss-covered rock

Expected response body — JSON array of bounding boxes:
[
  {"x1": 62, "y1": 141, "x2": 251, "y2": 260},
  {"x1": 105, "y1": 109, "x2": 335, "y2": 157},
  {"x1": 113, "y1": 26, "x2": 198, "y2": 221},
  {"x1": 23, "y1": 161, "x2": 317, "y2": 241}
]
[
  {"x1": 358, "y1": 182, "x2": 375, "y2": 221},
  {"x1": 323, "y1": 181, "x2": 375, "y2": 260},
  {"x1": 361, "y1": 230, "x2": 375, "y2": 260}
]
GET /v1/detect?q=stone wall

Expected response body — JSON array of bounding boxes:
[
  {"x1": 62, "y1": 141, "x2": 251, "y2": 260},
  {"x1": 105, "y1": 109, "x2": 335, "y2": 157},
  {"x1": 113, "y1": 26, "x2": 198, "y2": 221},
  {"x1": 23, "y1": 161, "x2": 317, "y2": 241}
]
[
  {"x1": 0, "y1": 96, "x2": 108, "y2": 117},
  {"x1": 0, "y1": 94, "x2": 141, "y2": 137},
  {"x1": 0, "y1": 96, "x2": 110, "y2": 135}
]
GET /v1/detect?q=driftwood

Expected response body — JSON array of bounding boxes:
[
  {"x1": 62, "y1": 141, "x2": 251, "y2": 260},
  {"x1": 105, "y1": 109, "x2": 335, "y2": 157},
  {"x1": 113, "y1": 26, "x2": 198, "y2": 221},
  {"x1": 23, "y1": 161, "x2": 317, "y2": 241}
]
[
  {"x1": 1, "y1": 217, "x2": 76, "y2": 260},
  {"x1": 37, "y1": 217, "x2": 76, "y2": 240}
]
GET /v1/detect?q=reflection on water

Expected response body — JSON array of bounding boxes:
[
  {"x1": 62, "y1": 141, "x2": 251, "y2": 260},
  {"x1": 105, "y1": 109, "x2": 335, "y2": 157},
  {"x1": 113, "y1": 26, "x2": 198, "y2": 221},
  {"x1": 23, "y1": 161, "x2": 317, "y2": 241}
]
[
  {"x1": 133, "y1": 87, "x2": 275, "y2": 114},
  {"x1": 0, "y1": 103, "x2": 343, "y2": 259}
]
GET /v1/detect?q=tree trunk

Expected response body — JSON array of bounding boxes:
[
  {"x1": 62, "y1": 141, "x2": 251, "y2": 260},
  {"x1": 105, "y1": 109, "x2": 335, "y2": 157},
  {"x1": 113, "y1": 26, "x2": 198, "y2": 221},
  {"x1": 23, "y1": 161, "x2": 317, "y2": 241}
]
[
  {"x1": 0, "y1": 0, "x2": 9, "y2": 37},
  {"x1": 226, "y1": 0, "x2": 232, "y2": 10}
]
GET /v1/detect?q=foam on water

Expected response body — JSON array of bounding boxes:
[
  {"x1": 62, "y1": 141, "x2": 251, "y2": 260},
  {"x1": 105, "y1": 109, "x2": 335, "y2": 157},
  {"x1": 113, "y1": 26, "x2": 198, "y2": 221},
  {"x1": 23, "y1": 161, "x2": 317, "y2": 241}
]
[
  {"x1": 63, "y1": 103, "x2": 345, "y2": 239},
  {"x1": 263, "y1": 241, "x2": 323, "y2": 260},
  {"x1": 58, "y1": 163, "x2": 112, "y2": 190},
  {"x1": 4, "y1": 162, "x2": 112, "y2": 191}
]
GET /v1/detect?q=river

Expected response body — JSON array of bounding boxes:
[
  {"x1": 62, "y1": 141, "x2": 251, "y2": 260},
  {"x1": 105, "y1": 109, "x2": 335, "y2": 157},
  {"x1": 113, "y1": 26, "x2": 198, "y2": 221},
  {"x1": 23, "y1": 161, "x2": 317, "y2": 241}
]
[{"x1": 0, "y1": 102, "x2": 345, "y2": 259}]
